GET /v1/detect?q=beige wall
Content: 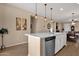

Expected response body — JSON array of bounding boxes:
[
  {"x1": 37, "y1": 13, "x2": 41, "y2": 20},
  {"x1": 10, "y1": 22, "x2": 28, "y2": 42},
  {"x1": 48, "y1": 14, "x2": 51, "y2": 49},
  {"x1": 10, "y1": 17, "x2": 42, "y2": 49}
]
[
  {"x1": 0, "y1": 4, "x2": 3, "y2": 28},
  {"x1": 0, "y1": 4, "x2": 4, "y2": 46},
  {"x1": 35, "y1": 16, "x2": 57, "y2": 32},
  {"x1": 35, "y1": 16, "x2": 50, "y2": 32},
  {"x1": 0, "y1": 19, "x2": 1, "y2": 46},
  {"x1": 74, "y1": 22, "x2": 79, "y2": 31},
  {"x1": 0, "y1": 4, "x2": 31, "y2": 47}
]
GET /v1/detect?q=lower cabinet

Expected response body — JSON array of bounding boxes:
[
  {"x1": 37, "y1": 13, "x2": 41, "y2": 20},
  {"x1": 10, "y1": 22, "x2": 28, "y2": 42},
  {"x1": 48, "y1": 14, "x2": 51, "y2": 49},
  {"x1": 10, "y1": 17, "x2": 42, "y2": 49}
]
[
  {"x1": 55, "y1": 35, "x2": 60, "y2": 53},
  {"x1": 55, "y1": 33, "x2": 66, "y2": 54}
]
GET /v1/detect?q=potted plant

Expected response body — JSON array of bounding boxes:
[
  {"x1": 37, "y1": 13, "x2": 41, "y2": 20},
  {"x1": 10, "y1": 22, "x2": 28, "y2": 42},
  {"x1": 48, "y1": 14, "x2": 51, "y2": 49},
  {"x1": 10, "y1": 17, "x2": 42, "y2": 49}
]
[{"x1": 0, "y1": 28, "x2": 8, "y2": 50}]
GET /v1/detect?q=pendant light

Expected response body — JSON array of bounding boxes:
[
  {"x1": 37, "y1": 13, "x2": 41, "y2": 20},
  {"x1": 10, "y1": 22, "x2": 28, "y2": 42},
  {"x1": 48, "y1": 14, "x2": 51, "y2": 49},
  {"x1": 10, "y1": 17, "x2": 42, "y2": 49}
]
[
  {"x1": 44, "y1": 4, "x2": 47, "y2": 21},
  {"x1": 50, "y1": 8, "x2": 53, "y2": 22},
  {"x1": 49, "y1": 8, "x2": 53, "y2": 32},
  {"x1": 50, "y1": 8, "x2": 54, "y2": 33},
  {"x1": 71, "y1": 5, "x2": 76, "y2": 25},
  {"x1": 71, "y1": 12, "x2": 75, "y2": 25},
  {"x1": 35, "y1": 3, "x2": 38, "y2": 19}
]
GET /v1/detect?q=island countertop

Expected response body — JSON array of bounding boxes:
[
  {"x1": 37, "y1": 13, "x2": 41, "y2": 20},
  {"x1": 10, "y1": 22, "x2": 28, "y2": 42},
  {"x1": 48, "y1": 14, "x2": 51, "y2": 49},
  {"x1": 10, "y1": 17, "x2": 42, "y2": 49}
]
[{"x1": 25, "y1": 32, "x2": 66, "y2": 38}]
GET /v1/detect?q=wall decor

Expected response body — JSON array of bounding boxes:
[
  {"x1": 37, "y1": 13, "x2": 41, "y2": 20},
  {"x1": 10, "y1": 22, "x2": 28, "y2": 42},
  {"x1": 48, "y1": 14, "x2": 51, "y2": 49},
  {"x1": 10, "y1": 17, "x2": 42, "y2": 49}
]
[
  {"x1": 21, "y1": 18, "x2": 27, "y2": 30},
  {"x1": 47, "y1": 23, "x2": 51, "y2": 29},
  {"x1": 16, "y1": 17, "x2": 27, "y2": 30},
  {"x1": 16, "y1": 17, "x2": 21, "y2": 30}
]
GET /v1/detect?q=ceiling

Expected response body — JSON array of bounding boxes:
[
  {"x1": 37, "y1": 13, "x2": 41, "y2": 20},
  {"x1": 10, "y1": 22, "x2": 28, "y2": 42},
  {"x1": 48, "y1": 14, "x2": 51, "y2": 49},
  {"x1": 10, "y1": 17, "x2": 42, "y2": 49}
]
[{"x1": 7, "y1": 3, "x2": 79, "y2": 22}]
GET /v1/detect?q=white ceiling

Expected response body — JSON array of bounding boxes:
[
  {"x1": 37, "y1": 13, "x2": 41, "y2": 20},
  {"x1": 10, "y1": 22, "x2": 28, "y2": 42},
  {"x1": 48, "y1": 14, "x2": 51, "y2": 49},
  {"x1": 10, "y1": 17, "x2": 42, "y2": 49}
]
[{"x1": 7, "y1": 3, "x2": 79, "y2": 22}]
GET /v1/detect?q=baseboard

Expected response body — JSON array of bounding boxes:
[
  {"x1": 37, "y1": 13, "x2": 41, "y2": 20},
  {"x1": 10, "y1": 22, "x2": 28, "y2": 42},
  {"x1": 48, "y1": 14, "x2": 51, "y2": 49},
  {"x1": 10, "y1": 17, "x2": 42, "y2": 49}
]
[{"x1": 5, "y1": 41, "x2": 27, "y2": 48}]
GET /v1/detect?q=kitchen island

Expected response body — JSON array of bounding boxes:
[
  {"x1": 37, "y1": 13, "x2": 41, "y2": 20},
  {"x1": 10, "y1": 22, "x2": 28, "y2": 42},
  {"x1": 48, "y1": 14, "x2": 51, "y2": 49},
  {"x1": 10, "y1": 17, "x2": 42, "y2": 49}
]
[{"x1": 25, "y1": 32, "x2": 67, "y2": 56}]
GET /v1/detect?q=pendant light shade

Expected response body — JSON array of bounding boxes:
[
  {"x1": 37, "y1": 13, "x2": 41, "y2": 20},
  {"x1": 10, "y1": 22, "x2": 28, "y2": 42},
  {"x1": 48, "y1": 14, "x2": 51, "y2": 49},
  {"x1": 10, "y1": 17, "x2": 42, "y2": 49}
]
[
  {"x1": 72, "y1": 22, "x2": 75, "y2": 25},
  {"x1": 35, "y1": 3, "x2": 38, "y2": 19},
  {"x1": 72, "y1": 19, "x2": 75, "y2": 25},
  {"x1": 35, "y1": 14, "x2": 37, "y2": 19},
  {"x1": 44, "y1": 4, "x2": 47, "y2": 21}
]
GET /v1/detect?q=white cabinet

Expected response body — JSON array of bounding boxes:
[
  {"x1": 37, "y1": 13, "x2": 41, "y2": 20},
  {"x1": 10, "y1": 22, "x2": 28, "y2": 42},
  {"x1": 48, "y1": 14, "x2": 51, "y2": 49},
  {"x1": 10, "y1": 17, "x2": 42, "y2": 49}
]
[
  {"x1": 55, "y1": 33, "x2": 66, "y2": 54},
  {"x1": 62, "y1": 34, "x2": 66, "y2": 46},
  {"x1": 60, "y1": 35, "x2": 63, "y2": 50},
  {"x1": 55, "y1": 35, "x2": 61, "y2": 53}
]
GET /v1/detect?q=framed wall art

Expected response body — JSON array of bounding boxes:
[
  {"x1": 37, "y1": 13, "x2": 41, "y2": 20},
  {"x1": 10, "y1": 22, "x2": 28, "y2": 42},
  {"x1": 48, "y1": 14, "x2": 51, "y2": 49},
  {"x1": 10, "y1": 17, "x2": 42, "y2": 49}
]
[
  {"x1": 21, "y1": 18, "x2": 27, "y2": 30},
  {"x1": 16, "y1": 17, "x2": 21, "y2": 30},
  {"x1": 16, "y1": 17, "x2": 27, "y2": 31}
]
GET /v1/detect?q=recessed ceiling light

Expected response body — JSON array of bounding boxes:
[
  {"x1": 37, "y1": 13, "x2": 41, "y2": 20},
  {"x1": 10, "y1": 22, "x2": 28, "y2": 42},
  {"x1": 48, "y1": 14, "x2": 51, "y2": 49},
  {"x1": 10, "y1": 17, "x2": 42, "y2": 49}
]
[{"x1": 60, "y1": 8, "x2": 64, "y2": 11}]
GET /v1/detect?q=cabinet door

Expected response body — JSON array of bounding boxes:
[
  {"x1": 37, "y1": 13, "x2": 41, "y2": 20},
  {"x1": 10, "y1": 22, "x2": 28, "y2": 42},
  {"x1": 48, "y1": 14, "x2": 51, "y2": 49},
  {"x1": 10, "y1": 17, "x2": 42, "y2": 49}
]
[
  {"x1": 60, "y1": 34, "x2": 66, "y2": 49},
  {"x1": 55, "y1": 34, "x2": 67, "y2": 54},
  {"x1": 62, "y1": 34, "x2": 66, "y2": 45},
  {"x1": 60, "y1": 35, "x2": 64, "y2": 49},
  {"x1": 55, "y1": 35, "x2": 61, "y2": 54},
  {"x1": 55, "y1": 38, "x2": 58, "y2": 53},
  {"x1": 58, "y1": 35, "x2": 62, "y2": 51}
]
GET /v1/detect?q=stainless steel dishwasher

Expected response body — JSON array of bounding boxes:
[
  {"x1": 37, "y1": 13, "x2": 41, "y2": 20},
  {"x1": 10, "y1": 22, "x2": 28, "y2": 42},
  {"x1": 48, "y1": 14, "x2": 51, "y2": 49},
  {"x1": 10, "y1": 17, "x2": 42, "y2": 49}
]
[{"x1": 45, "y1": 36, "x2": 56, "y2": 56}]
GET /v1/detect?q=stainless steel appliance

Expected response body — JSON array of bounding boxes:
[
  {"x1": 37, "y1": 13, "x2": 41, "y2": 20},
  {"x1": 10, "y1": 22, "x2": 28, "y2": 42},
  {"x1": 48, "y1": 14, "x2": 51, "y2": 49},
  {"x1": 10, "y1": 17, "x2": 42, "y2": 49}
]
[{"x1": 45, "y1": 36, "x2": 55, "y2": 56}]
